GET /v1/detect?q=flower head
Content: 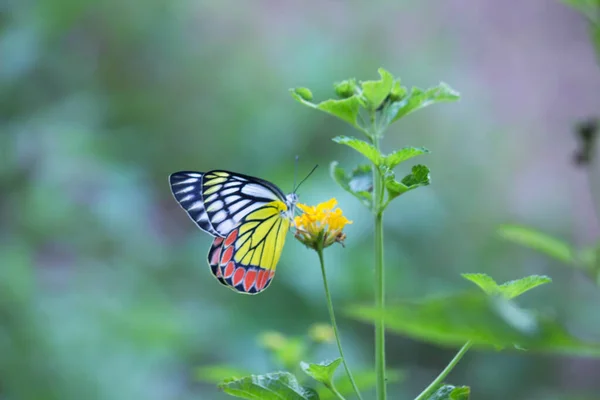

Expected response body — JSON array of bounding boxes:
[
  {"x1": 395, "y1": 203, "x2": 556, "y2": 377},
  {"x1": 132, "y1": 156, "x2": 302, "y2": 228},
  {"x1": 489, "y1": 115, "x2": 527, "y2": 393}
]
[{"x1": 294, "y1": 198, "x2": 352, "y2": 250}]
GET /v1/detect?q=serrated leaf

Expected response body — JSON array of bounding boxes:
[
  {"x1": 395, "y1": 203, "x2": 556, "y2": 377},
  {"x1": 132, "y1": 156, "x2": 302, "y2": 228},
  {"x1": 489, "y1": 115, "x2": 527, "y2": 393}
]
[
  {"x1": 219, "y1": 372, "x2": 319, "y2": 400},
  {"x1": 384, "y1": 147, "x2": 430, "y2": 168},
  {"x1": 301, "y1": 358, "x2": 341, "y2": 389},
  {"x1": 345, "y1": 290, "x2": 600, "y2": 356},
  {"x1": 332, "y1": 136, "x2": 382, "y2": 165},
  {"x1": 290, "y1": 89, "x2": 362, "y2": 129},
  {"x1": 317, "y1": 369, "x2": 404, "y2": 400},
  {"x1": 391, "y1": 82, "x2": 460, "y2": 122},
  {"x1": 401, "y1": 164, "x2": 431, "y2": 188},
  {"x1": 360, "y1": 67, "x2": 394, "y2": 110},
  {"x1": 427, "y1": 385, "x2": 470, "y2": 400},
  {"x1": 330, "y1": 162, "x2": 373, "y2": 209},
  {"x1": 497, "y1": 224, "x2": 574, "y2": 264},
  {"x1": 498, "y1": 275, "x2": 552, "y2": 299}
]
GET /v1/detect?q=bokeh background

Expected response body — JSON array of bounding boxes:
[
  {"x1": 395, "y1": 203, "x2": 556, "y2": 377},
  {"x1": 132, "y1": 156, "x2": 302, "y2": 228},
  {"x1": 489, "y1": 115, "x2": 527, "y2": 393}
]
[{"x1": 2, "y1": 1, "x2": 600, "y2": 399}]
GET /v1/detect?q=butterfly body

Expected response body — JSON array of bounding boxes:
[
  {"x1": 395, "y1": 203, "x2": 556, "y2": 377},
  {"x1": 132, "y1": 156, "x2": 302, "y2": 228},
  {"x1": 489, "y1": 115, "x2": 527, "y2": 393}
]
[{"x1": 169, "y1": 170, "x2": 297, "y2": 294}]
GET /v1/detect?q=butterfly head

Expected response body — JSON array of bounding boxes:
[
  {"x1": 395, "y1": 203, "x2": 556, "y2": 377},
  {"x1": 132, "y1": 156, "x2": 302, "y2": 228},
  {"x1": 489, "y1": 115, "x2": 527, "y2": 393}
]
[{"x1": 284, "y1": 192, "x2": 299, "y2": 220}]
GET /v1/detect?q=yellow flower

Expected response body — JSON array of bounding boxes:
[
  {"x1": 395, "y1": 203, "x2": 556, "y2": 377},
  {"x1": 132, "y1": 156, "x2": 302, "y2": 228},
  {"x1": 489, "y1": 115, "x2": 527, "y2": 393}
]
[{"x1": 294, "y1": 198, "x2": 352, "y2": 250}]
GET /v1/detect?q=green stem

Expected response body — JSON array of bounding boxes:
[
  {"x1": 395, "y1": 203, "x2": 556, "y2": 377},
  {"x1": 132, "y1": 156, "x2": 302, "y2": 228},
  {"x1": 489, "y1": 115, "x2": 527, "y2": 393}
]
[
  {"x1": 414, "y1": 341, "x2": 473, "y2": 400},
  {"x1": 327, "y1": 384, "x2": 348, "y2": 400},
  {"x1": 372, "y1": 124, "x2": 386, "y2": 400},
  {"x1": 316, "y1": 248, "x2": 363, "y2": 400}
]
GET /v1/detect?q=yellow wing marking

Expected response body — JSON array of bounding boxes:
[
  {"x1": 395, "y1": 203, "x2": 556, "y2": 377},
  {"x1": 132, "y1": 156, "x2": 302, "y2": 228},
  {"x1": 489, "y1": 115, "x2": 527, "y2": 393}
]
[{"x1": 233, "y1": 200, "x2": 291, "y2": 271}]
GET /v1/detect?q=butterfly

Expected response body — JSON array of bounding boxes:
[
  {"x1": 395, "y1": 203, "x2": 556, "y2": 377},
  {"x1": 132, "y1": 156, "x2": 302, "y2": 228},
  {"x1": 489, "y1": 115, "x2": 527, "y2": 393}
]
[{"x1": 169, "y1": 170, "x2": 300, "y2": 294}]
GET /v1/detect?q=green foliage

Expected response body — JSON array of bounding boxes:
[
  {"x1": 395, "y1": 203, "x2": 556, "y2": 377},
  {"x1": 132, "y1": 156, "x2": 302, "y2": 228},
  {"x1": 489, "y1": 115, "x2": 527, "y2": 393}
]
[
  {"x1": 291, "y1": 68, "x2": 460, "y2": 136},
  {"x1": 318, "y1": 370, "x2": 404, "y2": 400},
  {"x1": 360, "y1": 68, "x2": 394, "y2": 110},
  {"x1": 427, "y1": 385, "x2": 470, "y2": 400},
  {"x1": 301, "y1": 359, "x2": 341, "y2": 387},
  {"x1": 301, "y1": 359, "x2": 342, "y2": 397},
  {"x1": 497, "y1": 224, "x2": 575, "y2": 264},
  {"x1": 290, "y1": 88, "x2": 363, "y2": 129},
  {"x1": 330, "y1": 162, "x2": 373, "y2": 209},
  {"x1": 383, "y1": 164, "x2": 431, "y2": 204},
  {"x1": 333, "y1": 136, "x2": 382, "y2": 165},
  {"x1": 218, "y1": 372, "x2": 319, "y2": 400},
  {"x1": 384, "y1": 147, "x2": 431, "y2": 168},
  {"x1": 462, "y1": 273, "x2": 552, "y2": 299},
  {"x1": 346, "y1": 287, "x2": 600, "y2": 356},
  {"x1": 389, "y1": 83, "x2": 460, "y2": 123}
]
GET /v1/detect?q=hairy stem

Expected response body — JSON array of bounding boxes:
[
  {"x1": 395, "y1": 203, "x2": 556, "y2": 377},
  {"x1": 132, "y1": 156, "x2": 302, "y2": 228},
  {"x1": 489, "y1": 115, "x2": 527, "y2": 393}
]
[
  {"x1": 317, "y1": 248, "x2": 363, "y2": 400},
  {"x1": 414, "y1": 341, "x2": 473, "y2": 400}
]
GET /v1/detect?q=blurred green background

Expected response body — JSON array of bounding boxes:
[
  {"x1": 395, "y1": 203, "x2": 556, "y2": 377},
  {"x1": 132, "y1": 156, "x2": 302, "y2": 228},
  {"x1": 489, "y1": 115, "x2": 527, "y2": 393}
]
[{"x1": 2, "y1": 1, "x2": 600, "y2": 399}]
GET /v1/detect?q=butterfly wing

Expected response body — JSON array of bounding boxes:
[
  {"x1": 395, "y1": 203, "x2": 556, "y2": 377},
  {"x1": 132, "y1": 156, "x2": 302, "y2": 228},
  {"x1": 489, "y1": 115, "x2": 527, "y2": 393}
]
[
  {"x1": 200, "y1": 170, "x2": 287, "y2": 237},
  {"x1": 170, "y1": 170, "x2": 291, "y2": 292},
  {"x1": 208, "y1": 200, "x2": 291, "y2": 294},
  {"x1": 169, "y1": 170, "x2": 287, "y2": 237},
  {"x1": 169, "y1": 171, "x2": 220, "y2": 236}
]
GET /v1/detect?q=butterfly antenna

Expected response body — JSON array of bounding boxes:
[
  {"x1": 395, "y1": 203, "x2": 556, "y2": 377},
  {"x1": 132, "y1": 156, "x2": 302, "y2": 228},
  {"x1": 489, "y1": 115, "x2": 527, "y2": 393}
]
[
  {"x1": 293, "y1": 164, "x2": 318, "y2": 193},
  {"x1": 292, "y1": 155, "x2": 299, "y2": 193}
]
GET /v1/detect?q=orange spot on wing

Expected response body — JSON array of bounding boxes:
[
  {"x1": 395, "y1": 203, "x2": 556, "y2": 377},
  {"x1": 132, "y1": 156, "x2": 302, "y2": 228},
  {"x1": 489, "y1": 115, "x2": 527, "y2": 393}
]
[
  {"x1": 224, "y1": 229, "x2": 238, "y2": 247},
  {"x1": 216, "y1": 267, "x2": 222, "y2": 278},
  {"x1": 244, "y1": 269, "x2": 257, "y2": 292},
  {"x1": 256, "y1": 270, "x2": 267, "y2": 291},
  {"x1": 213, "y1": 237, "x2": 224, "y2": 246},
  {"x1": 232, "y1": 267, "x2": 245, "y2": 287},
  {"x1": 221, "y1": 246, "x2": 234, "y2": 266},
  {"x1": 224, "y1": 261, "x2": 235, "y2": 278}
]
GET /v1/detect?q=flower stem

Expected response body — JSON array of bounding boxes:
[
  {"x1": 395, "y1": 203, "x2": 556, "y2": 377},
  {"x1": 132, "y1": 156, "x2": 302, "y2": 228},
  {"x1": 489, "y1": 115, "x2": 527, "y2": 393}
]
[
  {"x1": 372, "y1": 125, "x2": 386, "y2": 400},
  {"x1": 414, "y1": 341, "x2": 473, "y2": 400},
  {"x1": 317, "y1": 248, "x2": 363, "y2": 400}
]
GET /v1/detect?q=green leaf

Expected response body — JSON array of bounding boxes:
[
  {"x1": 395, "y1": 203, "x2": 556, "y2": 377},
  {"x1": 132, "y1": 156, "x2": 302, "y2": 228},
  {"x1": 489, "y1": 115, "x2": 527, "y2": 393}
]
[
  {"x1": 346, "y1": 290, "x2": 600, "y2": 356},
  {"x1": 391, "y1": 82, "x2": 460, "y2": 122},
  {"x1": 318, "y1": 369, "x2": 404, "y2": 400},
  {"x1": 360, "y1": 67, "x2": 394, "y2": 110},
  {"x1": 301, "y1": 358, "x2": 341, "y2": 389},
  {"x1": 293, "y1": 87, "x2": 313, "y2": 101},
  {"x1": 461, "y1": 273, "x2": 500, "y2": 296},
  {"x1": 384, "y1": 147, "x2": 430, "y2": 168},
  {"x1": 427, "y1": 385, "x2": 470, "y2": 400},
  {"x1": 382, "y1": 164, "x2": 431, "y2": 204},
  {"x1": 401, "y1": 164, "x2": 431, "y2": 188},
  {"x1": 290, "y1": 89, "x2": 362, "y2": 129},
  {"x1": 219, "y1": 372, "x2": 319, "y2": 400},
  {"x1": 332, "y1": 136, "x2": 382, "y2": 165},
  {"x1": 450, "y1": 386, "x2": 471, "y2": 400},
  {"x1": 383, "y1": 170, "x2": 409, "y2": 200},
  {"x1": 461, "y1": 273, "x2": 552, "y2": 299},
  {"x1": 346, "y1": 291, "x2": 537, "y2": 348},
  {"x1": 330, "y1": 162, "x2": 373, "y2": 209},
  {"x1": 497, "y1": 275, "x2": 553, "y2": 299},
  {"x1": 497, "y1": 224, "x2": 574, "y2": 264}
]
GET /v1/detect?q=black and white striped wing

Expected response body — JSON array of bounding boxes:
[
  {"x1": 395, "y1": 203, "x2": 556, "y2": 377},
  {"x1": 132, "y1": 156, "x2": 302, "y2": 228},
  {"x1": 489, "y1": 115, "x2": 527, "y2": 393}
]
[
  {"x1": 169, "y1": 171, "x2": 220, "y2": 236},
  {"x1": 199, "y1": 170, "x2": 287, "y2": 236},
  {"x1": 169, "y1": 170, "x2": 287, "y2": 237}
]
